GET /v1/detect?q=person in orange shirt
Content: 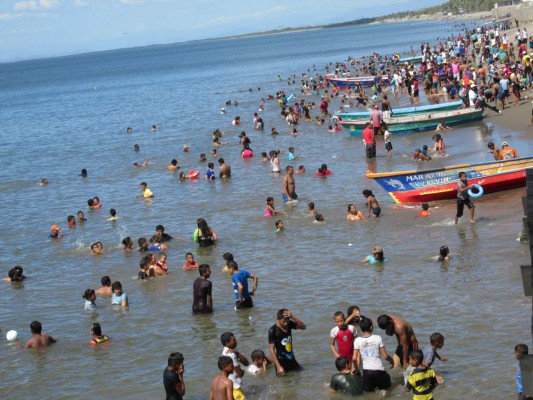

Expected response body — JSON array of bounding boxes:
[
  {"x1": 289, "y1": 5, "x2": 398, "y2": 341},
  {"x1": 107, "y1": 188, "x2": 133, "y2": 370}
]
[
  {"x1": 499, "y1": 142, "x2": 520, "y2": 160},
  {"x1": 418, "y1": 203, "x2": 431, "y2": 218}
]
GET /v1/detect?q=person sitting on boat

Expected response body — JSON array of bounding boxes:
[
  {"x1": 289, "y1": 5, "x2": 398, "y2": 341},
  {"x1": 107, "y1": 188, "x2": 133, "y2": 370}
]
[{"x1": 498, "y1": 141, "x2": 520, "y2": 160}]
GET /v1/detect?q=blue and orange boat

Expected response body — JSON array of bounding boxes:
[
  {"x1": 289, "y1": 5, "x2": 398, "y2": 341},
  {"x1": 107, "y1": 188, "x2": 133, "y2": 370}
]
[{"x1": 365, "y1": 157, "x2": 533, "y2": 203}]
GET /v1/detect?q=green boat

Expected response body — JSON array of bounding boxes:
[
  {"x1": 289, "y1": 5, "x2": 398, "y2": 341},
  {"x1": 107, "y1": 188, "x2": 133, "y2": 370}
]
[
  {"x1": 338, "y1": 108, "x2": 483, "y2": 136},
  {"x1": 335, "y1": 100, "x2": 464, "y2": 122}
]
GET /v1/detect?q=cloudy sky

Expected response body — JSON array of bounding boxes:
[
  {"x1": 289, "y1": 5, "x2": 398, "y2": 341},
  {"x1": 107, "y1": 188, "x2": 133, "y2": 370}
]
[{"x1": 0, "y1": 0, "x2": 444, "y2": 62}]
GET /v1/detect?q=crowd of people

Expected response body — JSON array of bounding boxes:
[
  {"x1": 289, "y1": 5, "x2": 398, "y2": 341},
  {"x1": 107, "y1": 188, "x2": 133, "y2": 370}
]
[{"x1": 5, "y1": 16, "x2": 532, "y2": 400}]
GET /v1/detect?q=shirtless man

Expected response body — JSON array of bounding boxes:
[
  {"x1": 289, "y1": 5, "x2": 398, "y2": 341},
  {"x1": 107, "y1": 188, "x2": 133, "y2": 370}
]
[
  {"x1": 377, "y1": 314, "x2": 417, "y2": 370},
  {"x1": 167, "y1": 159, "x2": 179, "y2": 172},
  {"x1": 487, "y1": 142, "x2": 501, "y2": 160},
  {"x1": 218, "y1": 158, "x2": 231, "y2": 178},
  {"x1": 209, "y1": 356, "x2": 234, "y2": 400},
  {"x1": 25, "y1": 321, "x2": 57, "y2": 349},
  {"x1": 282, "y1": 166, "x2": 297, "y2": 203}
]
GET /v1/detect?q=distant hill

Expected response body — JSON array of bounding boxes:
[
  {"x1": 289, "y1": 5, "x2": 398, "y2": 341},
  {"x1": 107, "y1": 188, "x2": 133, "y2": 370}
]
[
  {"x1": 222, "y1": 0, "x2": 498, "y2": 40},
  {"x1": 328, "y1": 0, "x2": 498, "y2": 27}
]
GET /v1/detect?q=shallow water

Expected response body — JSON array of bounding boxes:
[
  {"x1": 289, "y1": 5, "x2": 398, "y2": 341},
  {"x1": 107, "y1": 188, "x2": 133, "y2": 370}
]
[{"x1": 0, "y1": 20, "x2": 531, "y2": 399}]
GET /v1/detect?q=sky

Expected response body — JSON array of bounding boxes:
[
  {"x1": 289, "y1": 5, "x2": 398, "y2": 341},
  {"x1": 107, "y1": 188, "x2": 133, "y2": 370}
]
[{"x1": 0, "y1": 0, "x2": 445, "y2": 62}]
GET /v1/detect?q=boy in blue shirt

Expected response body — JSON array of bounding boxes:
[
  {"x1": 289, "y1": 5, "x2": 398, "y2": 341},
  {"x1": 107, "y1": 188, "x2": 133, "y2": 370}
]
[
  {"x1": 227, "y1": 261, "x2": 258, "y2": 309},
  {"x1": 515, "y1": 343, "x2": 529, "y2": 400}
]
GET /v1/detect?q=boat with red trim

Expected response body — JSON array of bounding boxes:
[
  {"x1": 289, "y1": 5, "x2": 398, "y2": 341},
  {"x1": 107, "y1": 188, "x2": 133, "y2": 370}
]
[{"x1": 365, "y1": 157, "x2": 532, "y2": 203}]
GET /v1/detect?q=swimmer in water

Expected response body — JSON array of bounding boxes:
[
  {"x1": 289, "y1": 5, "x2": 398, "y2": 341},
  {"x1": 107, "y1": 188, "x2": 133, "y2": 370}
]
[
  {"x1": 134, "y1": 144, "x2": 140, "y2": 152},
  {"x1": 67, "y1": 215, "x2": 76, "y2": 228},
  {"x1": 38, "y1": 178, "x2": 49, "y2": 186},
  {"x1": 308, "y1": 202, "x2": 317, "y2": 216},
  {"x1": 261, "y1": 152, "x2": 269, "y2": 162},
  {"x1": 151, "y1": 124, "x2": 157, "y2": 131},
  {"x1": 183, "y1": 252, "x2": 199, "y2": 271},
  {"x1": 3, "y1": 266, "x2": 25, "y2": 283},
  {"x1": 315, "y1": 214, "x2": 325, "y2": 222},
  {"x1": 183, "y1": 144, "x2": 190, "y2": 152},
  {"x1": 49, "y1": 225, "x2": 63, "y2": 240},
  {"x1": 157, "y1": 252, "x2": 168, "y2": 272},
  {"x1": 91, "y1": 242, "x2": 104, "y2": 255},
  {"x1": 95, "y1": 276, "x2": 112, "y2": 296},
  {"x1": 199, "y1": 153, "x2": 207, "y2": 162},
  {"x1": 347, "y1": 204, "x2": 365, "y2": 221},
  {"x1": 362, "y1": 190, "x2": 381, "y2": 218},
  {"x1": 92, "y1": 196, "x2": 102, "y2": 208},
  {"x1": 111, "y1": 281, "x2": 128, "y2": 307},
  {"x1": 133, "y1": 159, "x2": 150, "y2": 168},
  {"x1": 25, "y1": 321, "x2": 57, "y2": 349},
  {"x1": 83, "y1": 288, "x2": 96, "y2": 310},
  {"x1": 360, "y1": 246, "x2": 387, "y2": 264},
  {"x1": 107, "y1": 208, "x2": 118, "y2": 221},
  {"x1": 90, "y1": 323, "x2": 109, "y2": 345},
  {"x1": 264, "y1": 197, "x2": 283, "y2": 217},
  {"x1": 77, "y1": 211, "x2": 87, "y2": 223},
  {"x1": 122, "y1": 237, "x2": 134, "y2": 252},
  {"x1": 437, "y1": 246, "x2": 450, "y2": 261},
  {"x1": 167, "y1": 159, "x2": 180, "y2": 172},
  {"x1": 418, "y1": 203, "x2": 430, "y2": 218},
  {"x1": 275, "y1": 220, "x2": 284, "y2": 233},
  {"x1": 295, "y1": 165, "x2": 306, "y2": 174}
]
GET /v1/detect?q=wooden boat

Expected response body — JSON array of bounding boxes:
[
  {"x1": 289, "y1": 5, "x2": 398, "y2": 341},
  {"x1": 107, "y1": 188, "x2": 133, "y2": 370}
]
[
  {"x1": 399, "y1": 55, "x2": 423, "y2": 64},
  {"x1": 335, "y1": 100, "x2": 464, "y2": 121},
  {"x1": 325, "y1": 74, "x2": 390, "y2": 88},
  {"x1": 365, "y1": 157, "x2": 532, "y2": 203},
  {"x1": 338, "y1": 108, "x2": 483, "y2": 136}
]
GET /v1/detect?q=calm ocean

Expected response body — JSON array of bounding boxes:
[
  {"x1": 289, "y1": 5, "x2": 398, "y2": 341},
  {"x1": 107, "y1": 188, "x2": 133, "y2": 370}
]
[{"x1": 0, "y1": 20, "x2": 531, "y2": 399}]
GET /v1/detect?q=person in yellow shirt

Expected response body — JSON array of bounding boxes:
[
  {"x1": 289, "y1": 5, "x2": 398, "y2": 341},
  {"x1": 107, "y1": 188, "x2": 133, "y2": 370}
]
[
  {"x1": 136, "y1": 182, "x2": 154, "y2": 198},
  {"x1": 405, "y1": 349, "x2": 438, "y2": 400}
]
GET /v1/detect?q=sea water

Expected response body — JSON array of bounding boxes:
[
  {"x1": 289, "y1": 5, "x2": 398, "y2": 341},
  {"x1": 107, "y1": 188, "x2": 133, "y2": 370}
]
[{"x1": 0, "y1": 20, "x2": 531, "y2": 399}]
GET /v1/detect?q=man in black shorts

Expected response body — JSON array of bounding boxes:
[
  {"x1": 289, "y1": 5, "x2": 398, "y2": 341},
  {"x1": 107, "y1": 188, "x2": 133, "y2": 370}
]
[
  {"x1": 268, "y1": 309, "x2": 306, "y2": 376},
  {"x1": 454, "y1": 171, "x2": 475, "y2": 224}
]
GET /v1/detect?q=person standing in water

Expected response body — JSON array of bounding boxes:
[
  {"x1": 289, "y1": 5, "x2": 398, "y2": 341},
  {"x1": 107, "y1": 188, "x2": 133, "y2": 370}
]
[
  {"x1": 282, "y1": 166, "x2": 297, "y2": 203},
  {"x1": 25, "y1": 321, "x2": 57, "y2": 349},
  {"x1": 454, "y1": 171, "x2": 475, "y2": 224},
  {"x1": 192, "y1": 264, "x2": 213, "y2": 314}
]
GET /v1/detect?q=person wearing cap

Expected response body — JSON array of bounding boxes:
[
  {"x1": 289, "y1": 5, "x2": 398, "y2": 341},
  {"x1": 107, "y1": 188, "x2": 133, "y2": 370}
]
[
  {"x1": 49, "y1": 225, "x2": 63, "y2": 240},
  {"x1": 499, "y1": 142, "x2": 520, "y2": 160},
  {"x1": 360, "y1": 246, "x2": 387, "y2": 264}
]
